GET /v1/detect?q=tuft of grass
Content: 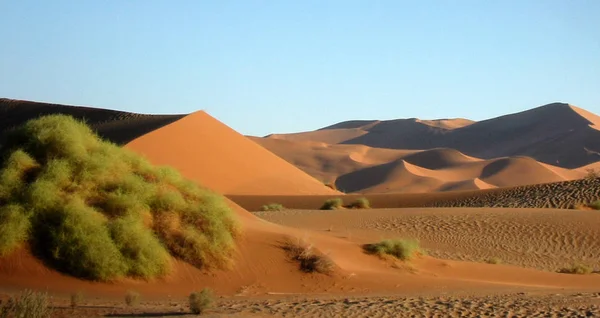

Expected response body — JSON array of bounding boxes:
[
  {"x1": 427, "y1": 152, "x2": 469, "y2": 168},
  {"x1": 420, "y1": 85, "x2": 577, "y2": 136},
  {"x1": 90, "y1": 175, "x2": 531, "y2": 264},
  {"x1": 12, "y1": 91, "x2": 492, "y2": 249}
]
[
  {"x1": 558, "y1": 263, "x2": 593, "y2": 275},
  {"x1": 347, "y1": 197, "x2": 370, "y2": 209},
  {"x1": 0, "y1": 289, "x2": 52, "y2": 318},
  {"x1": 363, "y1": 239, "x2": 421, "y2": 261},
  {"x1": 484, "y1": 257, "x2": 502, "y2": 265},
  {"x1": 282, "y1": 238, "x2": 335, "y2": 274},
  {"x1": 0, "y1": 115, "x2": 239, "y2": 281},
  {"x1": 587, "y1": 200, "x2": 600, "y2": 210},
  {"x1": 189, "y1": 288, "x2": 214, "y2": 315},
  {"x1": 70, "y1": 291, "x2": 83, "y2": 308},
  {"x1": 124, "y1": 291, "x2": 141, "y2": 307},
  {"x1": 260, "y1": 203, "x2": 285, "y2": 211},
  {"x1": 320, "y1": 198, "x2": 344, "y2": 210}
]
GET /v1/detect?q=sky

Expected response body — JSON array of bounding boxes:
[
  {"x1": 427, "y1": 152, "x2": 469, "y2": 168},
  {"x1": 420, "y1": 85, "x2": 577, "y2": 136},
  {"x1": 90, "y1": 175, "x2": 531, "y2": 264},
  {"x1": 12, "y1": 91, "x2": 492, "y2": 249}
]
[{"x1": 1, "y1": 1, "x2": 599, "y2": 137}]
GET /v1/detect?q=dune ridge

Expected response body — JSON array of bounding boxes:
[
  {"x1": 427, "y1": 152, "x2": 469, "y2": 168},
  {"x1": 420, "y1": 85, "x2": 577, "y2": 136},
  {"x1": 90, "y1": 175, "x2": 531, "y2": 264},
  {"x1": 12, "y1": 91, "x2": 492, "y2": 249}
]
[
  {"x1": 261, "y1": 102, "x2": 600, "y2": 169},
  {"x1": 0, "y1": 98, "x2": 185, "y2": 145}
]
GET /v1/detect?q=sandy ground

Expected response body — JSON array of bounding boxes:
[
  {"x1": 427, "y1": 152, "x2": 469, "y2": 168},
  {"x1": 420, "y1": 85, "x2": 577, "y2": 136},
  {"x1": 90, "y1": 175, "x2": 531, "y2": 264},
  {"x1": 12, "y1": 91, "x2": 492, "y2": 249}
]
[
  {"x1": 254, "y1": 208, "x2": 600, "y2": 272},
  {"x1": 7, "y1": 291, "x2": 597, "y2": 317}
]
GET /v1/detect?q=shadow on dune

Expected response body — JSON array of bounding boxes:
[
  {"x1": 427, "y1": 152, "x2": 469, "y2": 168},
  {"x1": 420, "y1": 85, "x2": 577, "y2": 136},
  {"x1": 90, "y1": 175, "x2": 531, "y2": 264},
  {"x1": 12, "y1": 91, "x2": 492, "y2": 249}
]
[{"x1": 0, "y1": 98, "x2": 186, "y2": 145}]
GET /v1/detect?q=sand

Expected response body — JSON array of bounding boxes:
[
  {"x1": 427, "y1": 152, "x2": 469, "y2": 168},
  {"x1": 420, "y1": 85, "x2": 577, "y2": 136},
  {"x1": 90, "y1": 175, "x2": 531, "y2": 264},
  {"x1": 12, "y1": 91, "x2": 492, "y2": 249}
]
[
  {"x1": 2, "y1": 100, "x2": 600, "y2": 317},
  {"x1": 126, "y1": 111, "x2": 340, "y2": 195}
]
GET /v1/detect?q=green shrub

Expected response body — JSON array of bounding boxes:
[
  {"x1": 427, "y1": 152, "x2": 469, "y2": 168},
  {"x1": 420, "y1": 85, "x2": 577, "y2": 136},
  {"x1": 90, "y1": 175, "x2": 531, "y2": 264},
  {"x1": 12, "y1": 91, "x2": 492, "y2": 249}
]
[
  {"x1": 558, "y1": 263, "x2": 593, "y2": 275},
  {"x1": 34, "y1": 197, "x2": 128, "y2": 281},
  {"x1": 0, "y1": 115, "x2": 239, "y2": 281},
  {"x1": 260, "y1": 203, "x2": 285, "y2": 211},
  {"x1": 189, "y1": 288, "x2": 214, "y2": 315},
  {"x1": 0, "y1": 289, "x2": 52, "y2": 318},
  {"x1": 124, "y1": 290, "x2": 141, "y2": 307},
  {"x1": 0, "y1": 204, "x2": 30, "y2": 256},
  {"x1": 320, "y1": 198, "x2": 344, "y2": 210},
  {"x1": 348, "y1": 197, "x2": 370, "y2": 209},
  {"x1": 363, "y1": 239, "x2": 421, "y2": 261},
  {"x1": 587, "y1": 200, "x2": 600, "y2": 210}
]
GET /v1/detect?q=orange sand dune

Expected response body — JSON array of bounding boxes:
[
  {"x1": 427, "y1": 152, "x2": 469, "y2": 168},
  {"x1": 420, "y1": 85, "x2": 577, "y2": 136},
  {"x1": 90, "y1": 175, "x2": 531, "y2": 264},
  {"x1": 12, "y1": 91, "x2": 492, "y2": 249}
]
[
  {"x1": 253, "y1": 136, "x2": 584, "y2": 193},
  {"x1": 260, "y1": 103, "x2": 600, "y2": 169},
  {"x1": 126, "y1": 111, "x2": 340, "y2": 195}
]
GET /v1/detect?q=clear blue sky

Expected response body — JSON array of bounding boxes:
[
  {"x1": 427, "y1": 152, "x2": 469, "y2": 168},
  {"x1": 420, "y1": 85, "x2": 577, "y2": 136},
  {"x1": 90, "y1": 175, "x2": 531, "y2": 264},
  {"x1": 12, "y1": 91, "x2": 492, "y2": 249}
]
[{"x1": 1, "y1": 1, "x2": 599, "y2": 137}]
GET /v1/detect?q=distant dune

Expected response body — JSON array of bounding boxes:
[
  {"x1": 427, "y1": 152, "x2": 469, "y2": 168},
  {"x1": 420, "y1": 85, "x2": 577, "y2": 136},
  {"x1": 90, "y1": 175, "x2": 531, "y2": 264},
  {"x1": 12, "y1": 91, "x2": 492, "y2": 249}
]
[
  {"x1": 260, "y1": 103, "x2": 600, "y2": 169},
  {"x1": 0, "y1": 98, "x2": 184, "y2": 145}
]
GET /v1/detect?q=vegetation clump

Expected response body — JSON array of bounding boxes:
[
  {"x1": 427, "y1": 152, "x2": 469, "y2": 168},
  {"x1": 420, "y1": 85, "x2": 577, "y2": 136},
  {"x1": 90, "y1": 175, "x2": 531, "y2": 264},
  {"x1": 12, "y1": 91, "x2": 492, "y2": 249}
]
[
  {"x1": 189, "y1": 288, "x2": 214, "y2": 315},
  {"x1": 558, "y1": 263, "x2": 593, "y2": 275},
  {"x1": 283, "y1": 238, "x2": 335, "y2": 274},
  {"x1": 260, "y1": 203, "x2": 285, "y2": 211},
  {"x1": 124, "y1": 290, "x2": 141, "y2": 307},
  {"x1": 0, "y1": 115, "x2": 239, "y2": 281},
  {"x1": 0, "y1": 289, "x2": 52, "y2": 318},
  {"x1": 347, "y1": 197, "x2": 370, "y2": 209},
  {"x1": 363, "y1": 239, "x2": 421, "y2": 261},
  {"x1": 320, "y1": 198, "x2": 344, "y2": 210}
]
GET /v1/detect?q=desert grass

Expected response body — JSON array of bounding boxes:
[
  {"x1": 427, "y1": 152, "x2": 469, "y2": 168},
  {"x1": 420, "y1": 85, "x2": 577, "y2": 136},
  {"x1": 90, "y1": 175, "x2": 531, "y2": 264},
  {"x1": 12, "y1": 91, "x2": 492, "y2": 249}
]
[
  {"x1": 260, "y1": 203, "x2": 285, "y2": 211},
  {"x1": 347, "y1": 197, "x2": 370, "y2": 209},
  {"x1": 485, "y1": 257, "x2": 502, "y2": 264},
  {"x1": 0, "y1": 115, "x2": 239, "y2": 281},
  {"x1": 70, "y1": 291, "x2": 83, "y2": 308},
  {"x1": 189, "y1": 288, "x2": 214, "y2": 315},
  {"x1": 0, "y1": 289, "x2": 52, "y2": 318},
  {"x1": 282, "y1": 238, "x2": 335, "y2": 274},
  {"x1": 558, "y1": 263, "x2": 593, "y2": 275},
  {"x1": 363, "y1": 239, "x2": 421, "y2": 261},
  {"x1": 320, "y1": 198, "x2": 344, "y2": 210},
  {"x1": 125, "y1": 291, "x2": 141, "y2": 307}
]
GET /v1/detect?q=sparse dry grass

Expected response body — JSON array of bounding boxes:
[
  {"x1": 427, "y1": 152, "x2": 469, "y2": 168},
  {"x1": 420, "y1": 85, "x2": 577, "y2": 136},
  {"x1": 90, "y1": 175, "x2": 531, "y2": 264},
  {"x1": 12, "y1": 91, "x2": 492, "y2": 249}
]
[
  {"x1": 0, "y1": 289, "x2": 52, "y2": 318},
  {"x1": 189, "y1": 288, "x2": 214, "y2": 315},
  {"x1": 558, "y1": 263, "x2": 593, "y2": 275},
  {"x1": 320, "y1": 198, "x2": 344, "y2": 210},
  {"x1": 260, "y1": 203, "x2": 285, "y2": 211},
  {"x1": 347, "y1": 197, "x2": 370, "y2": 209},
  {"x1": 485, "y1": 257, "x2": 502, "y2": 265},
  {"x1": 125, "y1": 290, "x2": 141, "y2": 307},
  {"x1": 282, "y1": 238, "x2": 335, "y2": 274},
  {"x1": 364, "y1": 239, "x2": 421, "y2": 261}
]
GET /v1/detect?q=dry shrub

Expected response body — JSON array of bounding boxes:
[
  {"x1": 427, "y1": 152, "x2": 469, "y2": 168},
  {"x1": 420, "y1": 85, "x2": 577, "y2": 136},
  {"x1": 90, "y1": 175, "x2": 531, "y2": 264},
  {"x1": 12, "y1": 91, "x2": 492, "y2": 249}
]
[
  {"x1": 558, "y1": 263, "x2": 593, "y2": 275},
  {"x1": 260, "y1": 203, "x2": 284, "y2": 211},
  {"x1": 347, "y1": 197, "x2": 370, "y2": 209},
  {"x1": 320, "y1": 198, "x2": 344, "y2": 210},
  {"x1": 485, "y1": 257, "x2": 502, "y2": 265},
  {"x1": 0, "y1": 289, "x2": 52, "y2": 318},
  {"x1": 124, "y1": 290, "x2": 141, "y2": 307},
  {"x1": 364, "y1": 239, "x2": 421, "y2": 261},
  {"x1": 282, "y1": 238, "x2": 335, "y2": 274},
  {"x1": 189, "y1": 288, "x2": 214, "y2": 315}
]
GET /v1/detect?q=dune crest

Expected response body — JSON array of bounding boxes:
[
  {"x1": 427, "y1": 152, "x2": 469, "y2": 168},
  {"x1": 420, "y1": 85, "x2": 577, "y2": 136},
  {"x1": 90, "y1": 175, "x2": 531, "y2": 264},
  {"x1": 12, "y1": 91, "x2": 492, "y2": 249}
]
[{"x1": 126, "y1": 111, "x2": 339, "y2": 195}]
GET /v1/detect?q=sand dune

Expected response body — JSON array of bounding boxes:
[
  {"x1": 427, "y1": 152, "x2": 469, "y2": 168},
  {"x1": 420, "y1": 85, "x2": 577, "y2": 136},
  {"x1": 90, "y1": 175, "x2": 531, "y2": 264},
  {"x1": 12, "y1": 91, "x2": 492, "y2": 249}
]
[
  {"x1": 253, "y1": 136, "x2": 585, "y2": 193},
  {"x1": 0, "y1": 98, "x2": 184, "y2": 145},
  {"x1": 261, "y1": 103, "x2": 600, "y2": 169},
  {"x1": 126, "y1": 111, "x2": 340, "y2": 195}
]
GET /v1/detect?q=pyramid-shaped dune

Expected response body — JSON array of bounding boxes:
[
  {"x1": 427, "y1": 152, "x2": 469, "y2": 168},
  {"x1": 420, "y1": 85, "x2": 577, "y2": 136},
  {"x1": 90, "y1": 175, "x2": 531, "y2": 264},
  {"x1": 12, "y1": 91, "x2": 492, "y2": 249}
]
[{"x1": 126, "y1": 111, "x2": 339, "y2": 195}]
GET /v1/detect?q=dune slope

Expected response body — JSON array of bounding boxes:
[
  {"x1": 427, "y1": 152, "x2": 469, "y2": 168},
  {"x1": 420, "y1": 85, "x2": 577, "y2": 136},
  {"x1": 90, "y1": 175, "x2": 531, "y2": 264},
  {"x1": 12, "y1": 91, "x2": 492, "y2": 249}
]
[{"x1": 126, "y1": 111, "x2": 340, "y2": 195}]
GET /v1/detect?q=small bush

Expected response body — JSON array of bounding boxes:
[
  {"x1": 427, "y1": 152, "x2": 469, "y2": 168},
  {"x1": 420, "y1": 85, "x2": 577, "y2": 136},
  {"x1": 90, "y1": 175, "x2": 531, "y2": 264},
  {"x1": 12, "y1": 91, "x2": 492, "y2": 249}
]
[
  {"x1": 485, "y1": 257, "x2": 502, "y2": 265},
  {"x1": 283, "y1": 238, "x2": 335, "y2": 274},
  {"x1": 320, "y1": 198, "x2": 344, "y2": 210},
  {"x1": 189, "y1": 288, "x2": 214, "y2": 315},
  {"x1": 124, "y1": 291, "x2": 141, "y2": 307},
  {"x1": 260, "y1": 203, "x2": 285, "y2": 211},
  {"x1": 363, "y1": 239, "x2": 421, "y2": 261},
  {"x1": 70, "y1": 291, "x2": 83, "y2": 308},
  {"x1": 558, "y1": 263, "x2": 593, "y2": 275},
  {"x1": 347, "y1": 197, "x2": 370, "y2": 209},
  {"x1": 0, "y1": 289, "x2": 52, "y2": 318},
  {"x1": 587, "y1": 200, "x2": 600, "y2": 210}
]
